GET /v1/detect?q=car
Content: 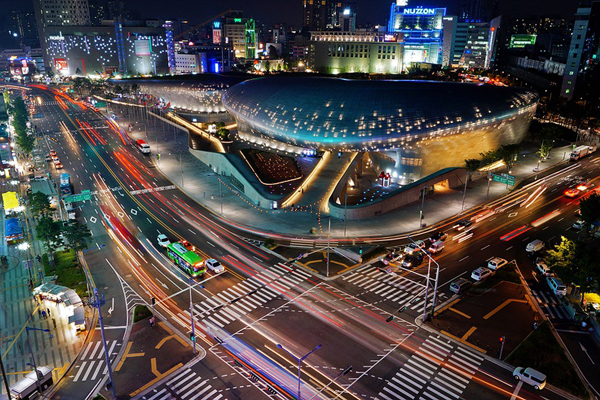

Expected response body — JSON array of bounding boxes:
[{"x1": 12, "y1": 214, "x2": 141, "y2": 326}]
[
  {"x1": 535, "y1": 261, "x2": 554, "y2": 277},
  {"x1": 45, "y1": 155, "x2": 52, "y2": 161},
  {"x1": 513, "y1": 367, "x2": 546, "y2": 390},
  {"x1": 471, "y1": 267, "x2": 492, "y2": 281},
  {"x1": 564, "y1": 188, "x2": 580, "y2": 197},
  {"x1": 429, "y1": 231, "x2": 448, "y2": 243},
  {"x1": 576, "y1": 182, "x2": 589, "y2": 191},
  {"x1": 404, "y1": 243, "x2": 422, "y2": 255},
  {"x1": 206, "y1": 259, "x2": 225, "y2": 273},
  {"x1": 574, "y1": 209, "x2": 582, "y2": 217},
  {"x1": 50, "y1": 150, "x2": 57, "y2": 156},
  {"x1": 55, "y1": 162, "x2": 63, "y2": 169},
  {"x1": 402, "y1": 252, "x2": 424, "y2": 269},
  {"x1": 488, "y1": 257, "x2": 508, "y2": 271},
  {"x1": 453, "y1": 220, "x2": 473, "y2": 231},
  {"x1": 157, "y1": 234, "x2": 170, "y2": 248},
  {"x1": 572, "y1": 220, "x2": 585, "y2": 230},
  {"x1": 449, "y1": 278, "x2": 472, "y2": 294}
]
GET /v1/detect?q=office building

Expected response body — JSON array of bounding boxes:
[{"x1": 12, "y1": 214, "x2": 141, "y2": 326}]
[{"x1": 220, "y1": 11, "x2": 256, "y2": 59}]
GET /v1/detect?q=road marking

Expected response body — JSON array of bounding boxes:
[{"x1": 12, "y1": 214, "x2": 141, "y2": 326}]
[
  {"x1": 89, "y1": 216, "x2": 97, "y2": 223},
  {"x1": 459, "y1": 256, "x2": 469, "y2": 262},
  {"x1": 508, "y1": 212, "x2": 518, "y2": 217},
  {"x1": 506, "y1": 246, "x2": 513, "y2": 251},
  {"x1": 558, "y1": 218, "x2": 564, "y2": 222},
  {"x1": 131, "y1": 209, "x2": 138, "y2": 215},
  {"x1": 207, "y1": 241, "x2": 215, "y2": 247},
  {"x1": 480, "y1": 245, "x2": 490, "y2": 251},
  {"x1": 510, "y1": 381, "x2": 523, "y2": 400}
]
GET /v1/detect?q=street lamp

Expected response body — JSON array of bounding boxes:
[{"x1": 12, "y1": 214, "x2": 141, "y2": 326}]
[
  {"x1": 25, "y1": 326, "x2": 53, "y2": 394},
  {"x1": 276, "y1": 343, "x2": 322, "y2": 400}
]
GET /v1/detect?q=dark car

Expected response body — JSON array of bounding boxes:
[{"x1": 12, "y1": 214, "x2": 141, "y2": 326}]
[
  {"x1": 429, "y1": 231, "x2": 448, "y2": 243},
  {"x1": 453, "y1": 220, "x2": 473, "y2": 231},
  {"x1": 402, "y1": 252, "x2": 424, "y2": 269},
  {"x1": 449, "y1": 278, "x2": 472, "y2": 294}
]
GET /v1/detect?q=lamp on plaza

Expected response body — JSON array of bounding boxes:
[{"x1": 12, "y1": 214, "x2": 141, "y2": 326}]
[
  {"x1": 276, "y1": 343, "x2": 322, "y2": 400},
  {"x1": 25, "y1": 326, "x2": 53, "y2": 394}
]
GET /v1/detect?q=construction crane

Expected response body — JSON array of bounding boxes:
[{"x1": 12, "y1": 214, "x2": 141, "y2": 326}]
[{"x1": 174, "y1": 9, "x2": 233, "y2": 41}]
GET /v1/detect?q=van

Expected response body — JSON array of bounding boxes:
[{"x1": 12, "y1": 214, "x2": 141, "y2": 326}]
[
  {"x1": 428, "y1": 240, "x2": 444, "y2": 254},
  {"x1": 547, "y1": 277, "x2": 567, "y2": 297},
  {"x1": 135, "y1": 140, "x2": 151, "y2": 154},
  {"x1": 526, "y1": 239, "x2": 545, "y2": 253},
  {"x1": 513, "y1": 366, "x2": 546, "y2": 390},
  {"x1": 10, "y1": 366, "x2": 53, "y2": 399}
]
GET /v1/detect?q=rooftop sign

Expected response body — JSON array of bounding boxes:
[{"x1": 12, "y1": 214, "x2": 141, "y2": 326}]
[{"x1": 404, "y1": 8, "x2": 436, "y2": 15}]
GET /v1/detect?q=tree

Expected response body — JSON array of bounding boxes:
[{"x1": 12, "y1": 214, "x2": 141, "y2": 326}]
[
  {"x1": 75, "y1": 68, "x2": 82, "y2": 76},
  {"x1": 36, "y1": 216, "x2": 64, "y2": 251},
  {"x1": 498, "y1": 144, "x2": 520, "y2": 171},
  {"x1": 10, "y1": 96, "x2": 35, "y2": 155},
  {"x1": 217, "y1": 128, "x2": 230, "y2": 140},
  {"x1": 268, "y1": 45, "x2": 279, "y2": 59},
  {"x1": 264, "y1": 61, "x2": 270, "y2": 74},
  {"x1": 61, "y1": 221, "x2": 92, "y2": 251},
  {"x1": 465, "y1": 159, "x2": 481, "y2": 181},
  {"x1": 579, "y1": 193, "x2": 600, "y2": 231},
  {"x1": 536, "y1": 140, "x2": 554, "y2": 161},
  {"x1": 29, "y1": 191, "x2": 52, "y2": 215}
]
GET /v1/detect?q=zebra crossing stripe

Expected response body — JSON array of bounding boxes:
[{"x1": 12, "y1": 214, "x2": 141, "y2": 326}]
[
  {"x1": 212, "y1": 313, "x2": 230, "y2": 325},
  {"x1": 254, "y1": 290, "x2": 273, "y2": 302},
  {"x1": 383, "y1": 385, "x2": 412, "y2": 400},
  {"x1": 243, "y1": 295, "x2": 264, "y2": 307},
  {"x1": 261, "y1": 269, "x2": 280, "y2": 279},
  {"x1": 423, "y1": 385, "x2": 454, "y2": 400},
  {"x1": 169, "y1": 371, "x2": 195, "y2": 388},
  {"x1": 401, "y1": 364, "x2": 428, "y2": 384},
  {"x1": 271, "y1": 265, "x2": 288, "y2": 274},
  {"x1": 234, "y1": 300, "x2": 254, "y2": 312},
  {"x1": 177, "y1": 375, "x2": 203, "y2": 392},
  {"x1": 88, "y1": 341, "x2": 103, "y2": 359},
  {"x1": 73, "y1": 361, "x2": 88, "y2": 381},
  {"x1": 205, "y1": 297, "x2": 222, "y2": 307},
  {"x1": 90, "y1": 361, "x2": 105, "y2": 381},
  {"x1": 391, "y1": 376, "x2": 419, "y2": 394},
  {"x1": 439, "y1": 368, "x2": 470, "y2": 386},
  {"x1": 146, "y1": 388, "x2": 167, "y2": 399},
  {"x1": 81, "y1": 360, "x2": 97, "y2": 381},
  {"x1": 221, "y1": 307, "x2": 240, "y2": 319},
  {"x1": 228, "y1": 304, "x2": 247, "y2": 315}
]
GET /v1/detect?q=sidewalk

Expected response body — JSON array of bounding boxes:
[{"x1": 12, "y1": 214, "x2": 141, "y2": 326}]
[{"x1": 106, "y1": 102, "x2": 575, "y2": 238}]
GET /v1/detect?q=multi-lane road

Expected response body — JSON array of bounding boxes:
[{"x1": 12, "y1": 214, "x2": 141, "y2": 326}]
[{"x1": 11, "y1": 84, "x2": 599, "y2": 400}]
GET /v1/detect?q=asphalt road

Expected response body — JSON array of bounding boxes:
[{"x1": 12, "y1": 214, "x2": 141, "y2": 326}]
[{"x1": 13, "y1": 85, "x2": 597, "y2": 400}]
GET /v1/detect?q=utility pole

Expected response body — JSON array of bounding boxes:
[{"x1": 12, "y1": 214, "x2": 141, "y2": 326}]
[
  {"x1": 343, "y1": 191, "x2": 348, "y2": 238},
  {"x1": 189, "y1": 278, "x2": 196, "y2": 355},
  {"x1": 0, "y1": 353, "x2": 11, "y2": 398},
  {"x1": 219, "y1": 178, "x2": 223, "y2": 215},
  {"x1": 461, "y1": 172, "x2": 469, "y2": 211},
  {"x1": 326, "y1": 217, "x2": 331, "y2": 277}
]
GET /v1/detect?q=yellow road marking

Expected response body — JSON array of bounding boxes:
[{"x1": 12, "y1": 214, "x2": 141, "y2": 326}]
[
  {"x1": 461, "y1": 326, "x2": 477, "y2": 340},
  {"x1": 129, "y1": 358, "x2": 183, "y2": 397},
  {"x1": 483, "y1": 298, "x2": 528, "y2": 320},
  {"x1": 449, "y1": 307, "x2": 472, "y2": 319},
  {"x1": 441, "y1": 330, "x2": 487, "y2": 354},
  {"x1": 433, "y1": 298, "x2": 460, "y2": 317},
  {"x1": 155, "y1": 321, "x2": 189, "y2": 349},
  {"x1": 115, "y1": 342, "x2": 145, "y2": 372}
]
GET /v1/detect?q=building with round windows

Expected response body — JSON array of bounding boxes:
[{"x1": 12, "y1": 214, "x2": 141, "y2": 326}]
[{"x1": 222, "y1": 76, "x2": 538, "y2": 180}]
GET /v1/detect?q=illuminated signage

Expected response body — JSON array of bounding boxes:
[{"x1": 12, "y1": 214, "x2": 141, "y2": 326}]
[
  {"x1": 234, "y1": 18, "x2": 242, "y2": 23},
  {"x1": 404, "y1": 8, "x2": 436, "y2": 15},
  {"x1": 343, "y1": 9, "x2": 350, "y2": 16},
  {"x1": 135, "y1": 39, "x2": 152, "y2": 56},
  {"x1": 48, "y1": 35, "x2": 65, "y2": 41},
  {"x1": 213, "y1": 21, "x2": 221, "y2": 28},
  {"x1": 54, "y1": 58, "x2": 68, "y2": 71},
  {"x1": 509, "y1": 34, "x2": 537, "y2": 48},
  {"x1": 384, "y1": 34, "x2": 397, "y2": 42}
]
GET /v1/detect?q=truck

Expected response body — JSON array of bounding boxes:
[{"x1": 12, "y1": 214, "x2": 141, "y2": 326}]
[
  {"x1": 570, "y1": 145, "x2": 591, "y2": 161},
  {"x1": 64, "y1": 201, "x2": 77, "y2": 220},
  {"x1": 59, "y1": 173, "x2": 72, "y2": 195},
  {"x1": 5, "y1": 218, "x2": 23, "y2": 244}
]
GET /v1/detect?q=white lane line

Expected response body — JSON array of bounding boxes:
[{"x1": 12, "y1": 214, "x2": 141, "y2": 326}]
[{"x1": 459, "y1": 256, "x2": 469, "y2": 262}]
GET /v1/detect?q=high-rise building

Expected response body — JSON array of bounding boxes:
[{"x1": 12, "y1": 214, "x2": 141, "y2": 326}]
[
  {"x1": 460, "y1": 0, "x2": 498, "y2": 22},
  {"x1": 303, "y1": 0, "x2": 342, "y2": 31},
  {"x1": 337, "y1": 3, "x2": 357, "y2": 32},
  {"x1": 33, "y1": 0, "x2": 91, "y2": 71},
  {"x1": 88, "y1": 0, "x2": 107, "y2": 26},
  {"x1": 443, "y1": 17, "x2": 494, "y2": 69},
  {"x1": 220, "y1": 11, "x2": 256, "y2": 59},
  {"x1": 10, "y1": 10, "x2": 39, "y2": 46},
  {"x1": 561, "y1": 2, "x2": 600, "y2": 101}
]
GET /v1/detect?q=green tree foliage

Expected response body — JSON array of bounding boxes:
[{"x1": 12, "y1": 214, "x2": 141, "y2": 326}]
[
  {"x1": 465, "y1": 158, "x2": 481, "y2": 182},
  {"x1": 10, "y1": 96, "x2": 35, "y2": 155},
  {"x1": 29, "y1": 191, "x2": 52, "y2": 215},
  {"x1": 579, "y1": 193, "x2": 600, "y2": 230},
  {"x1": 537, "y1": 140, "x2": 554, "y2": 160},
  {"x1": 61, "y1": 221, "x2": 92, "y2": 251},
  {"x1": 479, "y1": 149, "x2": 500, "y2": 166},
  {"x1": 36, "y1": 216, "x2": 64, "y2": 251},
  {"x1": 546, "y1": 236, "x2": 600, "y2": 295},
  {"x1": 217, "y1": 128, "x2": 230, "y2": 140},
  {"x1": 498, "y1": 144, "x2": 520, "y2": 170}
]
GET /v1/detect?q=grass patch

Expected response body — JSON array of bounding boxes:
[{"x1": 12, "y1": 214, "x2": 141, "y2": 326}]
[
  {"x1": 133, "y1": 305, "x2": 152, "y2": 323},
  {"x1": 505, "y1": 321, "x2": 587, "y2": 397},
  {"x1": 473, "y1": 265, "x2": 521, "y2": 292},
  {"x1": 45, "y1": 250, "x2": 88, "y2": 298}
]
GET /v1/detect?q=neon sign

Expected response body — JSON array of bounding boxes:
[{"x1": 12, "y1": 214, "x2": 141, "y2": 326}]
[{"x1": 404, "y1": 8, "x2": 436, "y2": 15}]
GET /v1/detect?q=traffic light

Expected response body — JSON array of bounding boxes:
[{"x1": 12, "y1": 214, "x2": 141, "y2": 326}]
[
  {"x1": 190, "y1": 332, "x2": 195, "y2": 341},
  {"x1": 359, "y1": 247, "x2": 363, "y2": 255},
  {"x1": 151, "y1": 297, "x2": 156, "y2": 305},
  {"x1": 499, "y1": 336, "x2": 505, "y2": 344},
  {"x1": 386, "y1": 315, "x2": 395, "y2": 322}
]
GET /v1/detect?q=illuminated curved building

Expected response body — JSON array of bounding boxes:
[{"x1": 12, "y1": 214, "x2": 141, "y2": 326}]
[{"x1": 222, "y1": 76, "x2": 538, "y2": 180}]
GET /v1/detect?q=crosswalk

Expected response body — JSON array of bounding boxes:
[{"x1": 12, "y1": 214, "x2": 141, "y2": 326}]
[
  {"x1": 173, "y1": 264, "x2": 311, "y2": 329},
  {"x1": 70, "y1": 340, "x2": 121, "y2": 382},
  {"x1": 531, "y1": 289, "x2": 571, "y2": 320},
  {"x1": 342, "y1": 265, "x2": 445, "y2": 312},
  {"x1": 141, "y1": 368, "x2": 224, "y2": 400},
  {"x1": 377, "y1": 334, "x2": 484, "y2": 400}
]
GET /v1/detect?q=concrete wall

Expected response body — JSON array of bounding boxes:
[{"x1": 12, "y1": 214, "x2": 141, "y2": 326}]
[{"x1": 329, "y1": 168, "x2": 466, "y2": 220}]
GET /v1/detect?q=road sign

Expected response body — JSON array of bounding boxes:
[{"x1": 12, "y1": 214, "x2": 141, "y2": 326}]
[
  {"x1": 492, "y1": 173, "x2": 516, "y2": 186},
  {"x1": 63, "y1": 189, "x2": 92, "y2": 203}
]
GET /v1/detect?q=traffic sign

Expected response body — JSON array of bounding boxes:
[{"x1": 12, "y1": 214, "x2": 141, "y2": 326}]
[
  {"x1": 492, "y1": 173, "x2": 515, "y2": 186},
  {"x1": 63, "y1": 190, "x2": 92, "y2": 203}
]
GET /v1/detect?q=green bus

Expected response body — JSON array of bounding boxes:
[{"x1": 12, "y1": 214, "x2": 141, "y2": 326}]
[{"x1": 166, "y1": 242, "x2": 206, "y2": 277}]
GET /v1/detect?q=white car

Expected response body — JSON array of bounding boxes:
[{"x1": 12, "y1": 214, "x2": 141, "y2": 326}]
[
  {"x1": 487, "y1": 257, "x2": 507, "y2": 271},
  {"x1": 404, "y1": 241, "x2": 426, "y2": 255},
  {"x1": 471, "y1": 267, "x2": 492, "y2": 281},
  {"x1": 572, "y1": 220, "x2": 585, "y2": 230},
  {"x1": 535, "y1": 261, "x2": 554, "y2": 277},
  {"x1": 157, "y1": 234, "x2": 170, "y2": 248},
  {"x1": 206, "y1": 259, "x2": 225, "y2": 273}
]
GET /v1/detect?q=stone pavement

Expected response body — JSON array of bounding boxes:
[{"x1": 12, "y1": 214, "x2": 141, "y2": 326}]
[{"x1": 105, "y1": 102, "x2": 578, "y2": 238}]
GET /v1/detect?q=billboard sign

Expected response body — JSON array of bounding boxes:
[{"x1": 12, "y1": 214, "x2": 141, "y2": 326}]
[
  {"x1": 135, "y1": 39, "x2": 152, "y2": 56},
  {"x1": 54, "y1": 58, "x2": 68, "y2": 71},
  {"x1": 404, "y1": 8, "x2": 436, "y2": 15},
  {"x1": 510, "y1": 34, "x2": 537, "y2": 49}
]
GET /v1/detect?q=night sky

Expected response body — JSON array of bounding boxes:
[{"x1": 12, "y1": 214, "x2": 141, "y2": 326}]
[{"x1": 4, "y1": 0, "x2": 579, "y2": 27}]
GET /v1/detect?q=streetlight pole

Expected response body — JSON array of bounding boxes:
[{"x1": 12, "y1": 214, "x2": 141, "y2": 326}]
[
  {"x1": 189, "y1": 277, "x2": 196, "y2": 355},
  {"x1": 276, "y1": 343, "x2": 322, "y2": 400},
  {"x1": 0, "y1": 353, "x2": 11, "y2": 398},
  {"x1": 420, "y1": 185, "x2": 427, "y2": 228},
  {"x1": 461, "y1": 172, "x2": 469, "y2": 211},
  {"x1": 180, "y1": 151, "x2": 184, "y2": 187},
  {"x1": 219, "y1": 178, "x2": 223, "y2": 215},
  {"x1": 25, "y1": 326, "x2": 52, "y2": 394},
  {"x1": 343, "y1": 191, "x2": 348, "y2": 238},
  {"x1": 90, "y1": 288, "x2": 117, "y2": 399},
  {"x1": 326, "y1": 217, "x2": 331, "y2": 277}
]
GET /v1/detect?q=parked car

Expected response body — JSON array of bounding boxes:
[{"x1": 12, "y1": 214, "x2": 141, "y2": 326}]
[
  {"x1": 404, "y1": 242, "x2": 425, "y2": 255},
  {"x1": 453, "y1": 220, "x2": 473, "y2": 231},
  {"x1": 429, "y1": 231, "x2": 448, "y2": 243},
  {"x1": 487, "y1": 257, "x2": 508, "y2": 271},
  {"x1": 449, "y1": 278, "x2": 472, "y2": 294},
  {"x1": 471, "y1": 267, "x2": 492, "y2": 281},
  {"x1": 513, "y1": 367, "x2": 546, "y2": 390},
  {"x1": 402, "y1": 252, "x2": 424, "y2": 269},
  {"x1": 535, "y1": 261, "x2": 554, "y2": 277},
  {"x1": 206, "y1": 259, "x2": 225, "y2": 273},
  {"x1": 157, "y1": 234, "x2": 170, "y2": 248}
]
